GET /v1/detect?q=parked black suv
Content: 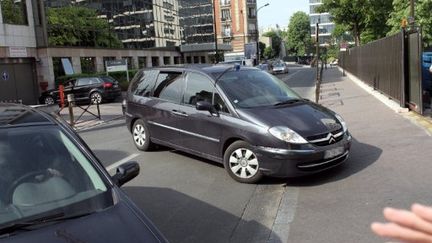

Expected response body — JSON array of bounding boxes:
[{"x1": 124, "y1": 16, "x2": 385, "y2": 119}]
[
  {"x1": 124, "y1": 65, "x2": 352, "y2": 183},
  {"x1": 39, "y1": 76, "x2": 121, "y2": 105}
]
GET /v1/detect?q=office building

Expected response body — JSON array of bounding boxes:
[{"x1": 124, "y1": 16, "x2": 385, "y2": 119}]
[{"x1": 309, "y1": 0, "x2": 335, "y2": 46}]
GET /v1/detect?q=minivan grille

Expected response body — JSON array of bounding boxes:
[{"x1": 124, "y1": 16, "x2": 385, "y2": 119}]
[{"x1": 307, "y1": 128, "x2": 344, "y2": 146}]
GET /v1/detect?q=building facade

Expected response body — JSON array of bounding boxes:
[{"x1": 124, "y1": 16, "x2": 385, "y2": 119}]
[
  {"x1": 214, "y1": 0, "x2": 257, "y2": 56},
  {"x1": 309, "y1": 0, "x2": 335, "y2": 46},
  {"x1": 46, "y1": 0, "x2": 182, "y2": 49}
]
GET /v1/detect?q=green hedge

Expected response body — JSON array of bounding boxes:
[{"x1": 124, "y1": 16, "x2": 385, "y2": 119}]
[{"x1": 56, "y1": 70, "x2": 139, "y2": 91}]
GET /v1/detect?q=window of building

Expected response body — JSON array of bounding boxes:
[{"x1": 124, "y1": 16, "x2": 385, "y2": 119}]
[
  {"x1": 1, "y1": 0, "x2": 28, "y2": 25},
  {"x1": 193, "y1": 56, "x2": 199, "y2": 64},
  {"x1": 220, "y1": 0, "x2": 230, "y2": 6},
  {"x1": 223, "y1": 25, "x2": 231, "y2": 37},
  {"x1": 138, "y1": 57, "x2": 147, "y2": 68},
  {"x1": 163, "y1": 56, "x2": 171, "y2": 65},
  {"x1": 221, "y1": 9, "x2": 231, "y2": 21},
  {"x1": 174, "y1": 56, "x2": 181, "y2": 64},
  {"x1": 201, "y1": 56, "x2": 206, "y2": 64},
  {"x1": 152, "y1": 57, "x2": 160, "y2": 67},
  {"x1": 122, "y1": 57, "x2": 134, "y2": 69},
  {"x1": 186, "y1": 56, "x2": 192, "y2": 64},
  {"x1": 80, "y1": 57, "x2": 96, "y2": 74},
  {"x1": 153, "y1": 72, "x2": 184, "y2": 103},
  {"x1": 248, "y1": 7, "x2": 256, "y2": 18}
]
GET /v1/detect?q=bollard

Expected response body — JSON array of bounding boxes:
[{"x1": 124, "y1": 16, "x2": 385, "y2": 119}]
[{"x1": 67, "y1": 94, "x2": 75, "y2": 126}]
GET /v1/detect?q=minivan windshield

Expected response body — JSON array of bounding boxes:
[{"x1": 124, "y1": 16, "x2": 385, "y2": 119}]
[
  {"x1": 0, "y1": 126, "x2": 111, "y2": 228},
  {"x1": 217, "y1": 70, "x2": 300, "y2": 108}
]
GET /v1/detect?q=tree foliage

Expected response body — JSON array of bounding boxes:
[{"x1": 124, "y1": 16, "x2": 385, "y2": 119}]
[
  {"x1": 387, "y1": 0, "x2": 432, "y2": 48},
  {"x1": 263, "y1": 30, "x2": 282, "y2": 58},
  {"x1": 286, "y1": 11, "x2": 311, "y2": 56},
  {"x1": 1, "y1": 0, "x2": 27, "y2": 25},
  {"x1": 319, "y1": 0, "x2": 392, "y2": 46},
  {"x1": 47, "y1": 6, "x2": 122, "y2": 48}
]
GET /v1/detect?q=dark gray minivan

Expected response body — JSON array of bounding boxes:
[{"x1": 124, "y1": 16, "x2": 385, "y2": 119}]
[{"x1": 124, "y1": 65, "x2": 352, "y2": 183}]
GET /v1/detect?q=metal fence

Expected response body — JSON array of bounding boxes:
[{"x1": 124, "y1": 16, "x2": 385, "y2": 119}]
[{"x1": 340, "y1": 32, "x2": 405, "y2": 104}]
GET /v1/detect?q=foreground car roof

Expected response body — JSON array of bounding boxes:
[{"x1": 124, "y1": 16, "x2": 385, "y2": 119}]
[
  {"x1": 0, "y1": 103, "x2": 54, "y2": 128},
  {"x1": 143, "y1": 64, "x2": 260, "y2": 77}
]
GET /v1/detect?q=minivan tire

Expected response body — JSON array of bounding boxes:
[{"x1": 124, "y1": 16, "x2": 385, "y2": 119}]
[
  {"x1": 132, "y1": 119, "x2": 155, "y2": 151},
  {"x1": 223, "y1": 141, "x2": 263, "y2": 183}
]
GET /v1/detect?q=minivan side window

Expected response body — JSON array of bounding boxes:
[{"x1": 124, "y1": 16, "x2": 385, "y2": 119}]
[
  {"x1": 183, "y1": 72, "x2": 214, "y2": 106},
  {"x1": 153, "y1": 72, "x2": 184, "y2": 103},
  {"x1": 184, "y1": 72, "x2": 229, "y2": 113},
  {"x1": 130, "y1": 70, "x2": 158, "y2": 97}
]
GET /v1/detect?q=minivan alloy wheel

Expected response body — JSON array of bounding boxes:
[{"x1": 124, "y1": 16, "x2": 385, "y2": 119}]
[
  {"x1": 229, "y1": 148, "x2": 259, "y2": 179},
  {"x1": 133, "y1": 124, "x2": 146, "y2": 147}
]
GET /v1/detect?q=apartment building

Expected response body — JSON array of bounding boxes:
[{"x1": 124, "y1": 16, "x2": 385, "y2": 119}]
[{"x1": 214, "y1": 0, "x2": 257, "y2": 57}]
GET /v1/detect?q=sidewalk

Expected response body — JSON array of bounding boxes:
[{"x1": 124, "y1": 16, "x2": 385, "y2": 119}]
[
  {"x1": 287, "y1": 67, "x2": 432, "y2": 243},
  {"x1": 59, "y1": 102, "x2": 124, "y2": 131}
]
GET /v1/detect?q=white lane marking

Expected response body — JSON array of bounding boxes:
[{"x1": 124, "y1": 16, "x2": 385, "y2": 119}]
[{"x1": 106, "y1": 153, "x2": 140, "y2": 172}]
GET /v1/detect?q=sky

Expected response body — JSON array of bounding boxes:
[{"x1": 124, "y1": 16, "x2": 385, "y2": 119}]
[{"x1": 256, "y1": 0, "x2": 309, "y2": 30}]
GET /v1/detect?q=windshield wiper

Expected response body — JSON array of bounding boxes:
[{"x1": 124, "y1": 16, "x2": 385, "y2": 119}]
[
  {"x1": 0, "y1": 211, "x2": 93, "y2": 238},
  {"x1": 273, "y1": 98, "x2": 303, "y2": 106}
]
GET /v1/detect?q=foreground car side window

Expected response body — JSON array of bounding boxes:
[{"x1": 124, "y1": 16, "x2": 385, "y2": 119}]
[
  {"x1": 0, "y1": 126, "x2": 110, "y2": 226},
  {"x1": 153, "y1": 72, "x2": 184, "y2": 103}
]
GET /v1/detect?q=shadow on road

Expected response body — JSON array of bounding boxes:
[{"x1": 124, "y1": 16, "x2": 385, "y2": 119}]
[
  {"x1": 260, "y1": 138, "x2": 382, "y2": 187},
  {"x1": 123, "y1": 186, "x2": 281, "y2": 243}
]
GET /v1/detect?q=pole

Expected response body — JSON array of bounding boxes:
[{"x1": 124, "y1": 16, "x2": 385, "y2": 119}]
[
  {"x1": 410, "y1": 0, "x2": 415, "y2": 27},
  {"x1": 255, "y1": 3, "x2": 269, "y2": 65},
  {"x1": 316, "y1": 23, "x2": 320, "y2": 81},
  {"x1": 212, "y1": 0, "x2": 219, "y2": 63}
]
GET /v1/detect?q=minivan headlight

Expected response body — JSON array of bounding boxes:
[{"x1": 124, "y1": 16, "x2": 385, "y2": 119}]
[
  {"x1": 335, "y1": 114, "x2": 347, "y2": 133},
  {"x1": 268, "y1": 126, "x2": 308, "y2": 144}
]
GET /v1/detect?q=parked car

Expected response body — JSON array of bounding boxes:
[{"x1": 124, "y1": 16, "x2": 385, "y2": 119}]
[
  {"x1": 39, "y1": 76, "x2": 121, "y2": 105},
  {"x1": 272, "y1": 62, "x2": 289, "y2": 74},
  {"x1": 257, "y1": 63, "x2": 272, "y2": 73},
  {"x1": 0, "y1": 103, "x2": 167, "y2": 242},
  {"x1": 124, "y1": 66, "x2": 352, "y2": 183},
  {"x1": 422, "y1": 52, "x2": 432, "y2": 93}
]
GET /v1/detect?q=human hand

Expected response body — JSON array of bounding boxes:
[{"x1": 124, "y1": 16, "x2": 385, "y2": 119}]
[{"x1": 371, "y1": 204, "x2": 432, "y2": 243}]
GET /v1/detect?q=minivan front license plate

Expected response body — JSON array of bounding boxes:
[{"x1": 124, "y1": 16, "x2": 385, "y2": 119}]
[{"x1": 324, "y1": 147, "x2": 344, "y2": 159}]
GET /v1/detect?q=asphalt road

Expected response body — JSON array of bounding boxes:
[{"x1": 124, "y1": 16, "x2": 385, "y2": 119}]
[{"x1": 79, "y1": 66, "x2": 432, "y2": 243}]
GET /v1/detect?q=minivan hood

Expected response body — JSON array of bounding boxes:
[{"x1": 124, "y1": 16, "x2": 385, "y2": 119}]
[
  {"x1": 3, "y1": 201, "x2": 165, "y2": 243},
  {"x1": 236, "y1": 101, "x2": 342, "y2": 138}
]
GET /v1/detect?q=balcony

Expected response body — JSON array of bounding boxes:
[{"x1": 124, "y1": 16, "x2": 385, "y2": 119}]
[{"x1": 220, "y1": 0, "x2": 231, "y2": 7}]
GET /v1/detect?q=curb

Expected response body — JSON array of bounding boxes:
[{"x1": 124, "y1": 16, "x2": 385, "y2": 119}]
[
  {"x1": 75, "y1": 115, "x2": 124, "y2": 132},
  {"x1": 337, "y1": 67, "x2": 432, "y2": 136}
]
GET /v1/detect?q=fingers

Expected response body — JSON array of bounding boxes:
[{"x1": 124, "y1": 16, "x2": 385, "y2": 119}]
[
  {"x1": 371, "y1": 222, "x2": 432, "y2": 243},
  {"x1": 383, "y1": 207, "x2": 432, "y2": 235},
  {"x1": 413, "y1": 204, "x2": 432, "y2": 224}
]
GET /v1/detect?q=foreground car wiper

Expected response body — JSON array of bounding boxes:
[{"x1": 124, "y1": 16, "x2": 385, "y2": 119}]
[
  {"x1": 0, "y1": 211, "x2": 93, "y2": 238},
  {"x1": 273, "y1": 98, "x2": 303, "y2": 106}
]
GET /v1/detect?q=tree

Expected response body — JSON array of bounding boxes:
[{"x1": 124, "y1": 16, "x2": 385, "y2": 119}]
[
  {"x1": 319, "y1": 0, "x2": 392, "y2": 46},
  {"x1": 258, "y1": 42, "x2": 266, "y2": 59},
  {"x1": 263, "y1": 47, "x2": 274, "y2": 60},
  {"x1": 263, "y1": 30, "x2": 282, "y2": 58},
  {"x1": 47, "y1": 6, "x2": 122, "y2": 48},
  {"x1": 387, "y1": 0, "x2": 432, "y2": 48},
  {"x1": 286, "y1": 11, "x2": 311, "y2": 56}
]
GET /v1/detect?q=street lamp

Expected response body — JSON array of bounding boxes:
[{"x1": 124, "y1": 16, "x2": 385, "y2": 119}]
[{"x1": 256, "y1": 3, "x2": 269, "y2": 65}]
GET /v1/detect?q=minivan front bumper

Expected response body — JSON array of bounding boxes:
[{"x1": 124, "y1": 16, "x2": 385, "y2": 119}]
[{"x1": 254, "y1": 133, "x2": 352, "y2": 177}]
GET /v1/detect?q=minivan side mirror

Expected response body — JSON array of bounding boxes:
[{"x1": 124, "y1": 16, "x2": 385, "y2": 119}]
[
  {"x1": 112, "y1": 161, "x2": 140, "y2": 187},
  {"x1": 196, "y1": 101, "x2": 218, "y2": 115}
]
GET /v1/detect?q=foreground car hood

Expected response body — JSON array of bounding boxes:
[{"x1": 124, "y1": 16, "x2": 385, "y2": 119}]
[
  {"x1": 237, "y1": 101, "x2": 342, "y2": 137},
  {"x1": 4, "y1": 201, "x2": 165, "y2": 243}
]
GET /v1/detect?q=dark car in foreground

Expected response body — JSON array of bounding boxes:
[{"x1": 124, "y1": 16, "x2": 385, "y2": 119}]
[
  {"x1": 124, "y1": 65, "x2": 352, "y2": 183},
  {"x1": 0, "y1": 104, "x2": 167, "y2": 242},
  {"x1": 39, "y1": 76, "x2": 121, "y2": 105}
]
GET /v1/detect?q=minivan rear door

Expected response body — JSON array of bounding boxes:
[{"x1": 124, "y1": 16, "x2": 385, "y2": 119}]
[{"x1": 146, "y1": 71, "x2": 185, "y2": 146}]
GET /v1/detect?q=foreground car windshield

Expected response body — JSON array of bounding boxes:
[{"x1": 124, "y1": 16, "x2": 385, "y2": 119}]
[
  {"x1": 217, "y1": 70, "x2": 300, "y2": 108},
  {"x1": 0, "y1": 126, "x2": 111, "y2": 227}
]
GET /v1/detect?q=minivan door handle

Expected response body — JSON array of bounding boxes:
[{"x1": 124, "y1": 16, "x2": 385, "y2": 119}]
[{"x1": 171, "y1": 110, "x2": 188, "y2": 117}]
